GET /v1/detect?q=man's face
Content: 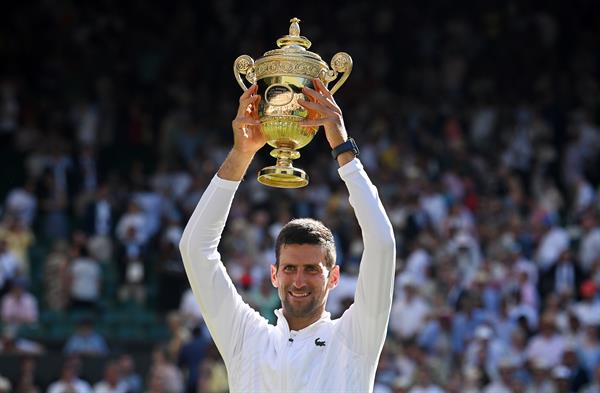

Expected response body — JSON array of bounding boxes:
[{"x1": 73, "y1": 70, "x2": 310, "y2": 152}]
[{"x1": 271, "y1": 244, "x2": 339, "y2": 323}]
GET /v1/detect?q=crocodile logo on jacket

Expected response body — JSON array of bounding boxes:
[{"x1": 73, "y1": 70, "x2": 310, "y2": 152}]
[{"x1": 314, "y1": 338, "x2": 325, "y2": 347}]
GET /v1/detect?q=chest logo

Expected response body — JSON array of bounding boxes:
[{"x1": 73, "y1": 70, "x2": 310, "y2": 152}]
[{"x1": 314, "y1": 338, "x2": 326, "y2": 347}]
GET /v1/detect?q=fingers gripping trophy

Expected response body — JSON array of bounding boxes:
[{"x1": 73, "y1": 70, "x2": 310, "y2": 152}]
[{"x1": 233, "y1": 17, "x2": 352, "y2": 188}]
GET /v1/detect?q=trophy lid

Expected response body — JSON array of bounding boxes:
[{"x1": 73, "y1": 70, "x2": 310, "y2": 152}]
[{"x1": 261, "y1": 18, "x2": 325, "y2": 63}]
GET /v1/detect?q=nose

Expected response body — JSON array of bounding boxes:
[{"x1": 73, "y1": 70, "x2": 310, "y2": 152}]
[{"x1": 292, "y1": 270, "x2": 306, "y2": 288}]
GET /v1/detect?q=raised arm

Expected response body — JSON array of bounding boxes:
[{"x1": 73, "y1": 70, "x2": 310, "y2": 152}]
[
  {"x1": 339, "y1": 159, "x2": 395, "y2": 354},
  {"x1": 300, "y1": 79, "x2": 396, "y2": 355},
  {"x1": 179, "y1": 85, "x2": 266, "y2": 364}
]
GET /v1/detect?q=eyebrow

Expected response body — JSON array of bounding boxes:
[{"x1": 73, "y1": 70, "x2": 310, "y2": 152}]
[{"x1": 280, "y1": 263, "x2": 323, "y2": 269}]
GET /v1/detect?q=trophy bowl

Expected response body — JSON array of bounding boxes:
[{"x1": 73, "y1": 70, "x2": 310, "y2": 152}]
[{"x1": 234, "y1": 18, "x2": 352, "y2": 188}]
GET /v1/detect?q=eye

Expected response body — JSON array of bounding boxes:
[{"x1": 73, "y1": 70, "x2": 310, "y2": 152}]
[
  {"x1": 283, "y1": 265, "x2": 296, "y2": 273},
  {"x1": 305, "y1": 265, "x2": 319, "y2": 273}
]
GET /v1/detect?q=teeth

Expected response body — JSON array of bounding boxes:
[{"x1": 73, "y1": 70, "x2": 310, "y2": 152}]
[{"x1": 290, "y1": 292, "x2": 309, "y2": 297}]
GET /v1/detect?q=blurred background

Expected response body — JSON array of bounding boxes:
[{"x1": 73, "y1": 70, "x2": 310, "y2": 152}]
[{"x1": 1, "y1": 0, "x2": 600, "y2": 392}]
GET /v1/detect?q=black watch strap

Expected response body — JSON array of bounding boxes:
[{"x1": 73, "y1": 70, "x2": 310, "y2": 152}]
[{"x1": 331, "y1": 138, "x2": 359, "y2": 160}]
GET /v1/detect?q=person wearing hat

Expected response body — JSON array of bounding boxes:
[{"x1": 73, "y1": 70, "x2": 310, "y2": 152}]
[
  {"x1": 482, "y1": 356, "x2": 517, "y2": 393},
  {"x1": 465, "y1": 324, "x2": 505, "y2": 383},
  {"x1": 526, "y1": 358, "x2": 555, "y2": 393}
]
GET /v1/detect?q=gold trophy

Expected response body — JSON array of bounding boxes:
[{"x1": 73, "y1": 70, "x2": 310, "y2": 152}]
[{"x1": 234, "y1": 18, "x2": 352, "y2": 188}]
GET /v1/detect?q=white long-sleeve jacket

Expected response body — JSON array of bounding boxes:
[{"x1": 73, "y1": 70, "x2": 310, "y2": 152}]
[{"x1": 179, "y1": 158, "x2": 395, "y2": 393}]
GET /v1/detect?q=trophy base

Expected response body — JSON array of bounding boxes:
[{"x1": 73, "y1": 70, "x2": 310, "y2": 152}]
[{"x1": 257, "y1": 166, "x2": 309, "y2": 188}]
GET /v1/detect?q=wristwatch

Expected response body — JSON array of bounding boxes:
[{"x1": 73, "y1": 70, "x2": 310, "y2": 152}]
[{"x1": 331, "y1": 138, "x2": 359, "y2": 160}]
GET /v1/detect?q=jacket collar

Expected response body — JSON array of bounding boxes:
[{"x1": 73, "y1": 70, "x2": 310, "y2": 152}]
[{"x1": 275, "y1": 308, "x2": 331, "y2": 336}]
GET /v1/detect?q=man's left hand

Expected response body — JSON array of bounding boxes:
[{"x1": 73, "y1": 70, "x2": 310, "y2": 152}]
[{"x1": 298, "y1": 78, "x2": 348, "y2": 150}]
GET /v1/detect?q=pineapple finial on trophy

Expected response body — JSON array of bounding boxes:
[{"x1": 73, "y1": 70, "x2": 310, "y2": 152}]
[{"x1": 289, "y1": 18, "x2": 301, "y2": 37}]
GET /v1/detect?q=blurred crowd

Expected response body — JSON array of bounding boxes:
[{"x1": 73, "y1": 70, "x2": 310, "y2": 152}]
[{"x1": 1, "y1": 0, "x2": 600, "y2": 392}]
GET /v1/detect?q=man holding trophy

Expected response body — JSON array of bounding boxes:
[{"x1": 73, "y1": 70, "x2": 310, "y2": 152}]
[{"x1": 180, "y1": 19, "x2": 395, "y2": 392}]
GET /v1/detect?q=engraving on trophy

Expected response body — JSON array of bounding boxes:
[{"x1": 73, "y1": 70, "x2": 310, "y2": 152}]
[
  {"x1": 256, "y1": 60, "x2": 322, "y2": 79},
  {"x1": 265, "y1": 84, "x2": 294, "y2": 106}
]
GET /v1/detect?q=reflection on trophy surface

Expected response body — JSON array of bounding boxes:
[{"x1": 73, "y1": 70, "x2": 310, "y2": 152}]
[{"x1": 234, "y1": 18, "x2": 352, "y2": 188}]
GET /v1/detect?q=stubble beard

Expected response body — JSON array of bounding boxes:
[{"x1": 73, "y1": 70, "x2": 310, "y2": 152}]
[{"x1": 281, "y1": 288, "x2": 323, "y2": 320}]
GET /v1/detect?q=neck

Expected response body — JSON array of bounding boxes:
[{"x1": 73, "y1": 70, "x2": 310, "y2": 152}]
[{"x1": 283, "y1": 309, "x2": 324, "y2": 331}]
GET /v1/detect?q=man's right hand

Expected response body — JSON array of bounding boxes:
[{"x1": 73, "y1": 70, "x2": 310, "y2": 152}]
[
  {"x1": 218, "y1": 85, "x2": 265, "y2": 181},
  {"x1": 231, "y1": 84, "x2": 266, "y2": 155}
]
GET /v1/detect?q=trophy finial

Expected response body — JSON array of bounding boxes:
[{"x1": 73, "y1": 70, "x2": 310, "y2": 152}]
[
  {"x1": 277, "y1": 17, "x2": 311, "y2": 49},
  {"x1": 289, "y1": 18, "x2": 301, "y2": 37}
]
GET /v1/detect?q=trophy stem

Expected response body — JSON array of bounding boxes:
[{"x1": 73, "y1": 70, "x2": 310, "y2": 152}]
[
  {"x1": 257, "y1": 147, "x2": 308, "y2": 188},
  {"x1": 272, "y1": 147, "x2": 299, "y2": 168}
]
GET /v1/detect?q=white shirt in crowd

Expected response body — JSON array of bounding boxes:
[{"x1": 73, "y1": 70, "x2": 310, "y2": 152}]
[
  {"x1": 580, "y1": 227, "x2": 600, "y2": 272},
  {"x1": 389, "y1": 291, "x2": 430, "y2": 340},
  {"x1": 409, "y1": 385, "x2": 446, "y2": 393},
  {"x1": 0, "y1": 250, "x2": 20, "y2": 290},
  {"x1": 535, "y1": 227, "x2": 569, "y2": 270},
  {"x1": 5, "y1": 187, "x2": 37, "y2": 227},
  {"x1": 93, "y1": 380, "x2": 128, "y2": 393},
  {"x1": 70, "y1": 257, "x2": 101, "y2": 301},
  {"x1": 526, "y1": 333, "x2": 566, "y2": 367},
  {"x1": 47, "y1": 378, "x2": 92, "y2": 393},
  {"x1": 179, "y1": 288, "x2": 203, "y2": 327}
]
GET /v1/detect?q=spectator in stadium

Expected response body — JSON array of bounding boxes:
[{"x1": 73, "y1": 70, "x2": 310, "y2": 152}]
[
  {"x1": 178, "y1": 323, "x2": 210, "y2": 393},
  {"x1": 582, "y1": 364, "x2": 600, "y2": 393},
  {"x1": 0, "y1": 214, "x2": 34, "y2": 273},
  {"x1": 407, "y1": 365, "x2": 444, "y2": 393},
  {"x1": 93, "y1": 361, "x2": 127, "y2": 393},
  {"x1": 0, "y1": 277, "x2": 38, "y2": 327},
  {"x1": 179, "y1": 80, "x2": 395, "y2": 391},
  {"x1": 580, "y1": 211, "x2": 600, "y2": 273},
  {"x1": 83, "y1": 183, "x2": 115, "y2": 262},
  {"x1": 63, "y1": 318, "x2": 108, "y2": 356},
  {"x1": 526, "y1": 313, "x2": 567, "y2": 368},
  {"x1": 561, "y1": 345, "x2": 590, "y2": 391},
  {"x1": 44, "y1": 240, "x2": 71, "y2": 312},
  {"x1": 68, "y1": 245, "x2": 102, "y2": 311},
  {"x1": 165, "y1": 311, "x2": 190, "y2": 362},
  {"x1": 117, "y1": 354, "x2": 143, "y2": 393},
  {"x1": 147, "y1": 346, "x2": 184, "y2": 393},
  {"x1": 526, "y1": 358, "x2": 555, "y2": 393},
  {"x1": 47, "y1": 357, "x2": 92, "y2": 393},
  {"x1": 0, "y1": 376, "x2": 10, "y2": 393},
  {"x1": 13, "y1": 356, "x2": 41, "y2": 393},
  {"x1": 0, "y1": 325, "x2": 44, "y2": 355},
  {"x1": 178, "y1": 287, "x2": 203, "y2": 330},
  {"x1": 390, "y1": 275, "x2": 431, "y2": 340},
  {"x1": 3, "y1": 178, "x2": 37, "y2": 228},
  {"x1": 0, "y1": 238, "x2": 20, "y2": 296}
]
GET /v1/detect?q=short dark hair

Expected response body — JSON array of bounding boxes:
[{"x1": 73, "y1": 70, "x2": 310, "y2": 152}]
[{"x1": 275, "y1": 218, "x2": 336, "y2": 270}]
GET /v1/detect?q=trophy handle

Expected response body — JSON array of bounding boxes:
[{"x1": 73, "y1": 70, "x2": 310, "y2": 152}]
[
  {"x1": 233, "y1": 55, "x2": 256, "y2": 91},
  {"x1": 320, "y1": 52, "x2": 353, "y2": 95}
]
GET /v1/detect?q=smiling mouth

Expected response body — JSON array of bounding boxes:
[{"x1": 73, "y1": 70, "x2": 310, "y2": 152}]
[{"x1": 289, "y1": 292, "x2": 310, "y2": 298}]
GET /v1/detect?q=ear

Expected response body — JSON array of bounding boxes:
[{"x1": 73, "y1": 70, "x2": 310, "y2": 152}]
[
  {"x1": 271, "y1": 264, "x2": 279, "y2": 288},
  {"x1": 327, "y1": 265, "x2": 340, "y2": 289}
]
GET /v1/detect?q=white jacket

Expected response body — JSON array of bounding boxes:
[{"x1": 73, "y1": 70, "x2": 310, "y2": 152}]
[{"x1": 180, "y1": 159, "x2": 395, "y2": 392}]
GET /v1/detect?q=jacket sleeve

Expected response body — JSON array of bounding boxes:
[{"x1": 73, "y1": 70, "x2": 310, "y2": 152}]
[
  {"x1": 337, "y1": 159, "x2": 396, "y2": 357},
  {"x1": 179, "y1": 175, "x2": 268, "y2": 366}
]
